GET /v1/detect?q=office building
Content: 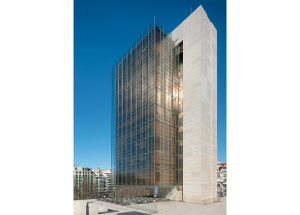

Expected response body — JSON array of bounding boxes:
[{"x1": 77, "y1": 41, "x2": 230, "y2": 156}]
[{"x1": 112, "y1": 5, "x2": 217, "y2": 203}]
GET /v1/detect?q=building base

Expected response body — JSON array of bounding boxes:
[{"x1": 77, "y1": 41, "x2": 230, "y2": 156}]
[
  {"x1": 183, "y1": 195, "x2": 219, "y2": 204},
  {"x1": 115, "y1": 185, "x2": 174, "y2": 198}
]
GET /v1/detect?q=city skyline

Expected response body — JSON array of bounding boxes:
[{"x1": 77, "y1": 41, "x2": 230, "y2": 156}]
[{"x1": 74, "y1": 0, "x2": 226, "y2": 169}]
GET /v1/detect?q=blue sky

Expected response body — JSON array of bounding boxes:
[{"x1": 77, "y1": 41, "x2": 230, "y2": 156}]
[{"x1": 74, "y1": 0, "x2": 226, "y2": 169}]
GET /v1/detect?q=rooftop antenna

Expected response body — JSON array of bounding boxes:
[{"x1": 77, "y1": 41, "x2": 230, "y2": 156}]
[
  {"x1": 154, "y1": 15, "x2": 156, "y2": 27},
  {"x1": 190, "y1": 6, "x2": 193, "y2": 14}
]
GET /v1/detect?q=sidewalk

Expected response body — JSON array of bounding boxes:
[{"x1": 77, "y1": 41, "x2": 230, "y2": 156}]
[{"x1": 73, "y1": 197, "x2": 226, "y2": 215}]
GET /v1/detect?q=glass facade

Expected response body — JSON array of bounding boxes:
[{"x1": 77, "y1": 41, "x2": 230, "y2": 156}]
[
  {"x1": 112, "y1": 27, "x2": 183, "y2": 196},
  {"x1": 174, "y1": 41, "x2": 183, "y2": 187}
]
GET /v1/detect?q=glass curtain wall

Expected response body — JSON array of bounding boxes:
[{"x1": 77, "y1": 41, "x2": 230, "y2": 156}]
[
  {"x1": 174, "y1": 42, "x2": 183, "y2": 187},
  {"x1": 155, "y1": 29, "x2": 177, "y2": 187},
  {"x1": 113, "y1": 27, "x2": 157, "y2": 188},
  {"x1": 112, "y1": 26, "x2": 182, "y2": 195}
]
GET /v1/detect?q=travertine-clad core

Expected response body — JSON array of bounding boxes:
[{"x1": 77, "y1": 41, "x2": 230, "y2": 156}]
[{"x1": 170, "y1": 6, "x2": 217, "y2": 203}]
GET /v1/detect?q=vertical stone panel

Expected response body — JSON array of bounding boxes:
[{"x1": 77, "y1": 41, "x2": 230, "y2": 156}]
[{"x1": 171, "y1": 5, "x2": 217, "y2": 203}]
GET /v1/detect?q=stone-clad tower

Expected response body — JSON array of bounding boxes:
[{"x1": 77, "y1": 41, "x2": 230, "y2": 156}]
[{"x1": 171, "y1": 6, "x2": 217, "y2": 203}]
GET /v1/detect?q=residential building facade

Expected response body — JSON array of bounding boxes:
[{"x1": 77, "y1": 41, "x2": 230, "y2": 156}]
[
  {"x1": 217, "y1": 165, "x2": 227, "y2": 197},
  {"x1": 73, "y1": 166, "x2": 95, "y2": 199},
  {"x1": 95, "y1": 168, "x2": 113, "y2": 195}
]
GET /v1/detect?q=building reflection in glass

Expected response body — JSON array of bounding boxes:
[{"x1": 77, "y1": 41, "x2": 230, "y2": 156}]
[{"x1": 112, "y1": 27, "x2": 183, "y2": 196}]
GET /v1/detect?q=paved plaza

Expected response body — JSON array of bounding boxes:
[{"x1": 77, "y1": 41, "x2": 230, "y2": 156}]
[{"x1": 74, "y1": 197, "x2": 226, "y2": 215}]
